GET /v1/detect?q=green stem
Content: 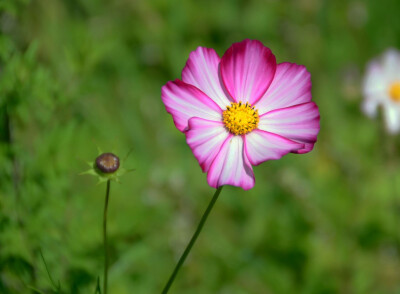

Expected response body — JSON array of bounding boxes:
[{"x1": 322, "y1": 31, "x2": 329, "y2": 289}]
[
  {"x1": 103, "y1": 180, "x2": 111, "y2": 294},
  {"x1": 161, "y1": 186, "x2": 223, "y2": 294},
  {"x1": 39, "y1": 249, "x2": 61, "y2": 291}
]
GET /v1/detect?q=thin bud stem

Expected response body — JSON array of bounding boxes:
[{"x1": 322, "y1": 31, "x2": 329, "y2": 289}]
[{"x1": 103, "y1": 180, "x2": 111, "y2": 294}]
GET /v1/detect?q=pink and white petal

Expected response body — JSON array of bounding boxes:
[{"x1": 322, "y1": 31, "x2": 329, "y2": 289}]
[
  {"x1": 182, "y1": 47, "x2": 231, "y2": 109},
  {"x1": 207, "y1": 136, "x2": 255, "y2": 190},
  {"x1": 363, "y1": 60, "x2": 387, "y2": 96},
  {"x1": 383, "y1": 102, "x2": 400, "y2": 134},
  {"x1": 258, "y1": 102, "x2": 320, "y2": 154},
  {"x1": 255, "y1": 62, "x2": 312, "y2": 115},
  {"x1": 161, "y1": 79, "x2": 222, "y2": 132},
  {"x1": 244, "y1": 130, "x2": 304, "y2": 166},
  {"x1": 220, "y1": 39, "x2": 277, "y2": 105},
  {"x1": 186, "y1": 117, "x2": 230, "y2": 173}
]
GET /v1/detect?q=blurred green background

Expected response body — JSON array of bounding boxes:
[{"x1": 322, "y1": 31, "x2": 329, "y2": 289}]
[{"x1": 1, "y1": 0, "x2": 400, "y2": 293}]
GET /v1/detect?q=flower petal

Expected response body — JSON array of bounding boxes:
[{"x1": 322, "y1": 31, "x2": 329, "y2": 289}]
[
  {"x1": 258, "y1": 102, "x2": 320, "y2": 154},
  {"x1": 255, "y1": 62, "x2": 312, "y2": 115},
  {"x1": 382, "y1": 49, "x2": 400, "y2": 81},
  {"x1": 383, "y1": 102, "x2": 400, "y2": 134},
  {"x1": 363, "y1": 60, "x2": 387, "y2": 96},
  {"x1": 182, "y1": 47, "x2": 231, "y2": 109},
  {"x1": 244, "y1": 130, "x2": 304, "y2": 166},
  {"x1": 161, "y1": 79, "x2": 222, "y2": 132},
  {"x1": 207, "y1": 136, "x2": 255, "y2": 190},
  {"x1": 220, "y1": 39, "x2": 277, "y2": 105},
  {"x1": 362, "y1": 96, "x2": 381, "y2": 118},
  {"x1": 186, "y1": 117, "x2": 229, "y2": 173}
]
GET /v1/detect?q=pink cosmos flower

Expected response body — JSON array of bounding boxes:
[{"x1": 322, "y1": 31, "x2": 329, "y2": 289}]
[{"x1": 161, "y1": 39, "x2": 320, "y2": 190}]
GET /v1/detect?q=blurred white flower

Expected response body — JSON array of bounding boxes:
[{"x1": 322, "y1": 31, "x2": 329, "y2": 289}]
[{"x1": 362, "y1": 49, "x2": 400, "y2": 134}]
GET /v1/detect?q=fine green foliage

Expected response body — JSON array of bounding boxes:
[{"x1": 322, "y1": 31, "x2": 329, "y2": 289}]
[{"x1": 1, "y1": 0, "x2": 400, "y2": 293}]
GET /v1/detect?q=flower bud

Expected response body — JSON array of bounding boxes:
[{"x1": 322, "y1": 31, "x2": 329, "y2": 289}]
[
  {"x1": 82, "y1": 150, "x2": 133, "y2": 183},
  {"x1": 95, "y1": 153, "x2": 120, "y2": 173}
]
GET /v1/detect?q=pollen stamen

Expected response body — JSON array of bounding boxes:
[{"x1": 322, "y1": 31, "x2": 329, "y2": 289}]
[
  {"x1": 222, "y1": 102, "x2": 259, "y2": 135},
  {"x1": 389, "y1": 81, "x2": 400, "y2": 102}
]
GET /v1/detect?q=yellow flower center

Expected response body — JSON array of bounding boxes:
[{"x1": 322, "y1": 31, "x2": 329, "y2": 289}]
[
  {"x1": 389, "y1": 81, "x2": 400, "y2": 102},
  {"x1": 222, "y1": 102, "x2": 259, "y2": 135}
]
